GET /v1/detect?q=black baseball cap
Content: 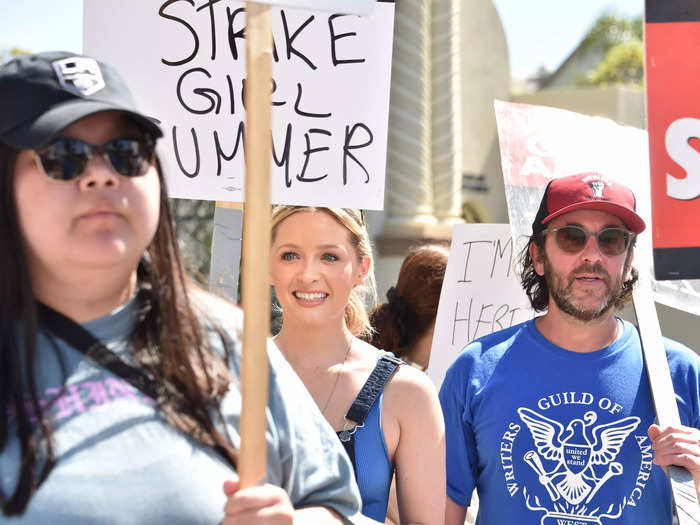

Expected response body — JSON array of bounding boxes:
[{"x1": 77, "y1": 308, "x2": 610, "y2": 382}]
[{"x1": 0, "y1": 51, "x2": 162, "y2": 149}]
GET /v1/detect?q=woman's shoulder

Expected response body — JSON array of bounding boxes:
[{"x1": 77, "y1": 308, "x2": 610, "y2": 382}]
[
  {"x1": 352, "y1": 340, "x2": 439, "y2": 416},
  {"x1": 378, "y1": 348, "x2": 443, "y2": 437},
  {"x1": 387, "y1": 358, "x2": 438, "y2": 401},
  {"x1": 353, "y1": 339, "x2": 436, "y2": 395}
]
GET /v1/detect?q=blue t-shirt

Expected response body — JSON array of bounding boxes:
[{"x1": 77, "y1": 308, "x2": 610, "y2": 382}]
[{"x1": 439, "y1": 318, "x2": 700, "y2": 525}]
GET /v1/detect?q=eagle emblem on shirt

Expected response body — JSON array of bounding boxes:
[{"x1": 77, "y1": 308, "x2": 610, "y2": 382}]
[{"x1": 517, "y1": 407, "x2": 640, "y2": 505}]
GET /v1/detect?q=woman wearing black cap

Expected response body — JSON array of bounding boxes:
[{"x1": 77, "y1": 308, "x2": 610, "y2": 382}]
[{"x1": 0, "y1": 51, "x2": 360, "y2": 524}]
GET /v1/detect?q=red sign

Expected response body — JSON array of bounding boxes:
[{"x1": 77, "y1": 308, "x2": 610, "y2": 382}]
[{"x1": 645, "y1": 1, "x2": 700, "y2": 279}]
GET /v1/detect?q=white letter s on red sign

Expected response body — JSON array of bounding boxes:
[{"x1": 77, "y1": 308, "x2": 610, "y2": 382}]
[{"x1": 665, "y1": 117, "x2": 700, "y2": 200}]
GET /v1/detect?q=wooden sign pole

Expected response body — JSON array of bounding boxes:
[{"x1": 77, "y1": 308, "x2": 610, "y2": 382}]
[
  {"x1": 633, "y1": 276, "x2": 700, "y2": 523},
  {"x1": 238, "y1": 1, "x2": 272, "y2": 489}
]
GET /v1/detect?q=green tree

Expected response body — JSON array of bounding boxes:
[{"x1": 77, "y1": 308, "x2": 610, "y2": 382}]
[
  {"x1": 575, "y1": 14, "x2": 644, "y2": 88},
  {"x1": 588, "y1": 40, "x2": 644, "y2": 87}
]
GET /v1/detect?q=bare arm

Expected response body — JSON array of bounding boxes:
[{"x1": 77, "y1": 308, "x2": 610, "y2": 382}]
[
  {"x1": 445, "y1": 497, "x2": 467, "y2": 525},
  {"x1": 387, "y1": 368, "x2": 446, "y2": 524},
  {"x1": 384, "y1": 476, "x2": 399, "y2": 525}
]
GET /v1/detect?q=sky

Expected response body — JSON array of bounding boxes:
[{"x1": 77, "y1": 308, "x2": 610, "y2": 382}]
[
  {"x1": 1, "y1": 0, "x2": 642, "y2": 78},
  {"x1": 491, "y1": 0, "x2": 643, "y2": 78}
]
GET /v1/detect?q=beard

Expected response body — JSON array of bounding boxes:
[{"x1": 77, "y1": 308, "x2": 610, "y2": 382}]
[{"x1": 543, "y1": 255, "x2": 625, "y2": 322}]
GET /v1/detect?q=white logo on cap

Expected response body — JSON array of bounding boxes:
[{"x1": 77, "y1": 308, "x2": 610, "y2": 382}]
[
  {"x1": 588, "y1": 180, "x2": 605, "y2": 198},
  {"x1": 52, "y1": 57, "x2": 105, "y2": 96}
]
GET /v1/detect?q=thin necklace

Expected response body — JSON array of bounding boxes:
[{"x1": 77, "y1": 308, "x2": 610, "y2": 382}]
[{"x1": 321, "y1": 339, "x2": 352, "y2": 416}]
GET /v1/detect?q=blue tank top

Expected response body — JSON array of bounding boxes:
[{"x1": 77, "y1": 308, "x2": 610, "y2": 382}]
[
  {"x1": 336, "y1": 353, "x2": 399, "y2": 521},
  {"x1": 352, "y1": 393, "x2": 392, "y2": 520}
]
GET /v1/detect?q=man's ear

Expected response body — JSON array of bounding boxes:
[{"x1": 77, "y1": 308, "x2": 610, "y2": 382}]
[
  {"x1": 623, "y1": 247, "x2": 634, "y2": 281},
  {"x1": 530, "y1": 241, "x2": 545, "y2": 277}
]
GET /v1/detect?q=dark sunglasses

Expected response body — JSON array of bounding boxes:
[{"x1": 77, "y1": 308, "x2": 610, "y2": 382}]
[
  {"x1": 34, "y1": 136, "x2": 156, "y2": 181},
  {"x1": 541, "y1": 225, "x2": 635, "y2": 257}
]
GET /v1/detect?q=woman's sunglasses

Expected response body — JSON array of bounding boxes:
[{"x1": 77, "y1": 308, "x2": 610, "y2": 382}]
[
  {"x1": 541, "y1": 225, "x2": 635, "y2": 257},
  {"x1": 34, "y1": 136, "x2": 156, "y2": 181}
]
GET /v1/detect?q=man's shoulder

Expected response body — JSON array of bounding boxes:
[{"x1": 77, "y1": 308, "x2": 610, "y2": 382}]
[
  {"x1": 663, "y1": 334, "x2": 700, "y2": 371},
  {"x1": 465, "y1": 319, "x2": 533, "y2": 355},
  {"x1": 623, "y1": 319, "x2": 700, "y2": 373},
  {"x1": 449, "y1": 320, "x2": 534, "y2": 376}
]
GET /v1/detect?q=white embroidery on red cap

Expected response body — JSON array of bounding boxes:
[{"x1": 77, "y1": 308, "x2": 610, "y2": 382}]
[{"x1": 588, "y1": 180, "x2": 605, "y2": 199}]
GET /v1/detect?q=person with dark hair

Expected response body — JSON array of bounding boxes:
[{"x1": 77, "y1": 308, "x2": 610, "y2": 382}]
[
  {"x1": 369, "y1": 244, "x2": 449, "y2": 370},
  {"x1": 440, "y1": 173, "x2": 700, "y2": 524},
  {"x1": 0, "y1": 51, "x2": 360, "y2": 523}
]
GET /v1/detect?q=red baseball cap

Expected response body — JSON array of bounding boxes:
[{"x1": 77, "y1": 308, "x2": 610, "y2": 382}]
[{"x1": 532, "y1": 172, "x2": 646, "y2": 235}]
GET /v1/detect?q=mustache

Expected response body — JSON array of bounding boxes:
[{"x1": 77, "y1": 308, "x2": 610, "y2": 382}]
[{"x1": 571, "y1": 262, "x2": 611, "y2": 284}]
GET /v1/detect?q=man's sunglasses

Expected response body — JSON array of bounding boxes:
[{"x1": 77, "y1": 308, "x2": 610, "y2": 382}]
[
  {"x1": 34, "y1": 136, "x2": 156, "y2": 181},
  {"x1": 541, "y1": 225, "x2": 635, "y2": 257}
]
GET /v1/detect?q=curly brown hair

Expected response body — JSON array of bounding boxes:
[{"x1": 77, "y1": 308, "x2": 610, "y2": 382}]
[{"x1": 368, "y1": 244, "x2": 449, "y2": 358}]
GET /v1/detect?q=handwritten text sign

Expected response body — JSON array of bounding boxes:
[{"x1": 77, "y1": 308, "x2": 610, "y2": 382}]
[
  {"x1": 253, "y1": 0, "x2": 376, "y2": 16},
  {"x1": 84, "y1": 1, "x2": 394, "y2": 209},
  {"x1": 426, "y1": 224, "x2": 535, "y2": 390}
]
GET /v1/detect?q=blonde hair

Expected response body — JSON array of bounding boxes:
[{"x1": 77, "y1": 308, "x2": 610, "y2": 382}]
[{"x1": 271, "y1": 206, "x2": 377, "y2": 337}]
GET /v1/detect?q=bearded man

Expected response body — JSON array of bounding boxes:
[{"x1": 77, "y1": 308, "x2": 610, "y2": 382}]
[{"x1": 440, "y1": 172, "x2": 700, "y2": 524}]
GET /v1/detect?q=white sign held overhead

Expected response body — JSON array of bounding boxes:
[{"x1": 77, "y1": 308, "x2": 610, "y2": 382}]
[
  {"x1": 256, "y1": 0, "x2": 376, "y2": 16},
  {"x1": 426, "y1": 224, "x2": 535, "y2": 390},
  {"x1": 84, "y1": 0, "x2": 394, "y2": 209}
]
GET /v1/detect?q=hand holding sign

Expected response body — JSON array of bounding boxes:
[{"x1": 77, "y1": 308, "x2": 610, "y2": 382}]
[{"x1": 222, "y1": 479, "x2": 295, "y2": 524}]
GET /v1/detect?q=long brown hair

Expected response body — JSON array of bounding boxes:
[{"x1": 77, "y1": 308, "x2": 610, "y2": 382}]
[
  {"x1": 369, "y1": 244, "x2": 449, "y2": 358},
  {"x1": 0, "y1": 141, "x2": 237, "y2": 515}
]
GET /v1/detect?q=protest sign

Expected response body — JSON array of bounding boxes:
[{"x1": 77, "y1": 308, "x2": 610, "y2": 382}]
[
  {"x1": 84, "y1": 0, "x2": 394, "y2": 209},
  {"x1": 426, "y1": 224, "x2": 535, "y2": 390},
  {"x1": 494, "y1": 100, "x2": 700, "y2": 317},
  {"x1": 252, "y1": 0, "x2": 376, "y2": 16},
  {"x1": 645, "y1": 1, "x2": 700, "y2": 280}
]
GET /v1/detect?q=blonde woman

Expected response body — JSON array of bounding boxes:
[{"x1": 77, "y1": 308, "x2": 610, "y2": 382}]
[{"x1": 270, "y1": 206, "x2": 446, "y2": 524}]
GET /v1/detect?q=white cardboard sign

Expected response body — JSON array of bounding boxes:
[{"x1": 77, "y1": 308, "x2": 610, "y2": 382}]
[
  {"x1": 84, "y1": 0, "x2": 394, "y2": 209},
  {"x1": 426, "y1": 224, "x2": 536, "y2": 390},
  {"x1": 254, "y1": 0, "x2": 376, "y2": 16}
]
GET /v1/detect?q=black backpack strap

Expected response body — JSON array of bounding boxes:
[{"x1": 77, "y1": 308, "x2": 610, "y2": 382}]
[
  {"x1": 338, "y1": 353, "x2": 402, "y2": 442},
  {"x1": 36, "y1": 301, "x2": 161, "y2": 401},
  {"x1": 36, "y1": 301, "x2": 238, "y2": 472}
]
